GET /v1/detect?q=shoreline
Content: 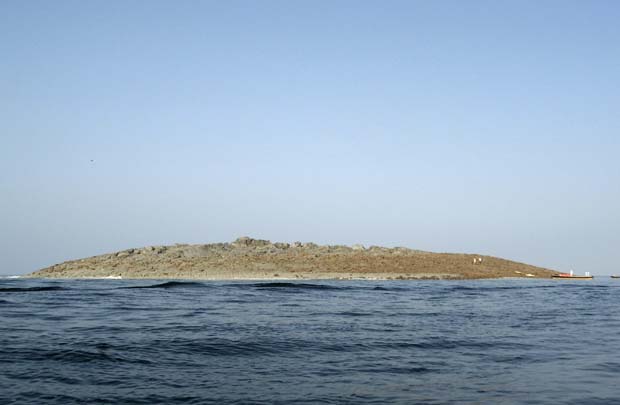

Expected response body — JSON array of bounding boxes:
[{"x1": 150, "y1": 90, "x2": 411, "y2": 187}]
[
  {"x1": 25, "y1": 274, "x2": 552, "y2": 282},
  {"x1": 25, "y1": 271, "x2": 469, "y2": 281}
]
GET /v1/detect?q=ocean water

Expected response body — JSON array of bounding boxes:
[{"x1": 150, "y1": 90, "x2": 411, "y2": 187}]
[{"x1": 1, "y1": 277, "x2": 619, "y2": 404}]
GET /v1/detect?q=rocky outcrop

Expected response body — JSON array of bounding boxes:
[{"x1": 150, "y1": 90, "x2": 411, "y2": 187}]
[{"x1": 27, "y1": 237, "x2": 559, "y2": 280}]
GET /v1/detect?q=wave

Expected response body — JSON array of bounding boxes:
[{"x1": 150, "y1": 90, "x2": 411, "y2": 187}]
[
  {"x1": 4, "y1": 348, "x2": 153, "y2": 365},
  {"x1": 228, "y1": 282, "x2": 414, "y2": 292},
  {"x1": 151, "y1": 337, "x2": 530, "y2": 357},
  {"x1": 0, "y1": 286, "x2": 65, "y2": 293},
  {"x1": 355, "y1": 366, "x2": 432, "y2": 374},
  {"x1": 449, "y1": 285, "x2": 561, "y2": 292},
  {"x1": 248, "y1": 282, "x2": 343, "y2": 290},
  {"x1": 371, "y1": 286, "x2": 413, "y2": 291},
  {"x1": 154, "y1": 337, "x2": 298, "y2": 356},
  {"x1": 378, "y1": 339, "x2": 531, "y2": 351},
  {"x1": 584, "y1": 362, "x2": 620, "y2": 373},
  {"x1": 336, "y1": 311, "x2": 374, "y2": 317},
  {"x1": 123, "y1": 281, "x2": 206, "y2": 289},
  {"x1": 10, "y1": 391, "x2": 205, "y2": 405}
]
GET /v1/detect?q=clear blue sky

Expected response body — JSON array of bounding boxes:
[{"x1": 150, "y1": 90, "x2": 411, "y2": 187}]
[{"x1": 1, "y1": 0, "x2": 618, "y2": 275}]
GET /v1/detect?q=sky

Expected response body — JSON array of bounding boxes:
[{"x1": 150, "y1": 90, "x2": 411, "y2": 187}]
[{"x1": 1, "y1": 0, "x2": 619, "y2": 275}]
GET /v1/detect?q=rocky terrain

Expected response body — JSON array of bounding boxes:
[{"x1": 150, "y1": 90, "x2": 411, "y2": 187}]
[{"x1": 28, "y1": 237, "x2": 559, "y2": 280}]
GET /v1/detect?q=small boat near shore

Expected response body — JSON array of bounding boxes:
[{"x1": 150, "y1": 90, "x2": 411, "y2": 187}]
[{"x1": 552, "y1": 271, "x2": 593, "y2": 280}]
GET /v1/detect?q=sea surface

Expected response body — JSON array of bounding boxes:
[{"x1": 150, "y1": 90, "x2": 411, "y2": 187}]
[{"x1": 1, "y1": 277, "x2": 619, "y2": 404}]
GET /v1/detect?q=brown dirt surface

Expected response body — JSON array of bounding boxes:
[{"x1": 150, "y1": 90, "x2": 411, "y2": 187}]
[{"x1": 27, "y1": 236, "x2": 560, "y2": 280}]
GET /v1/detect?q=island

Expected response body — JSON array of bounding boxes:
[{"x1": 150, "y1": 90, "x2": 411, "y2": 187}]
[{"x1": 27, "y1": 237, "x2": 560, "y2": 280}]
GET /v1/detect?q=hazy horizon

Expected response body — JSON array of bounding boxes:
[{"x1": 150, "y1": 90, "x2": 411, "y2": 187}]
[{"x1": 2, "y1": 1, "x2": 619, "y2": 275}]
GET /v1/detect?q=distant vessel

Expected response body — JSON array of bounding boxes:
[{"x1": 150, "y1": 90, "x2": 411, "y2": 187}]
[
  {"x1": 552, "y1": 271, "x2": 593, "y2": 279},
  {"x1": 611, "y1": 275, "x2": 620, "y2": 279}
]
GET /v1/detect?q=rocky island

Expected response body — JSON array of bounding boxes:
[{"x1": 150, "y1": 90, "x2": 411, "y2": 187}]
[{"x1": 28, "y1": 237, "x2": 559, "y2": 280}]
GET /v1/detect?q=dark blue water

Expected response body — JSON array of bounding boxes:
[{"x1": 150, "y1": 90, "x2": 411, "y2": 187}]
[{"x1": 1, "y1": 277, "x2": 619, "y2": 404}]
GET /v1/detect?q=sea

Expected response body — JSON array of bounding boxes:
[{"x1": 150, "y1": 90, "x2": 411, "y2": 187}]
[{"x1": 1, "y1": 277, "x2": 619, "y2": 404}]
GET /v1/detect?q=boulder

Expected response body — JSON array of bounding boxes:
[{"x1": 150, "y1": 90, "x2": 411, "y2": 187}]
[
  {"x1": 233, "y1": 236, "x2": 271, "y2": 247},
  {"x1": 233, "y1": 236, "x2": 252, "y2": 246}
]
